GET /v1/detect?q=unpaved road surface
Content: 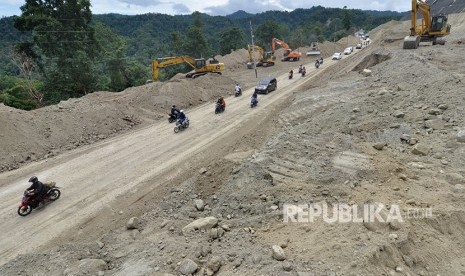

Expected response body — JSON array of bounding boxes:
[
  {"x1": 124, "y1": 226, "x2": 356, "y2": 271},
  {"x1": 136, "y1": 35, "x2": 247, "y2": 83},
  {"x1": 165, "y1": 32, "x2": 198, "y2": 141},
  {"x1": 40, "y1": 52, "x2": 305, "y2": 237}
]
[{"x1": 0, "y1": 49, "x2": 363, "y2": 265}]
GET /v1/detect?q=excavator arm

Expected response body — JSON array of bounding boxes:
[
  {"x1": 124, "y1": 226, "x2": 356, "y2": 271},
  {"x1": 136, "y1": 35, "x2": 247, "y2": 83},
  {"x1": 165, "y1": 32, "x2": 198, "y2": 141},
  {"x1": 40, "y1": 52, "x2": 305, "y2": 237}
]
[
  {"x1": 152, "y1": 56, "x2": 197, "y2": 81},
  {"x1": 247, "y1": 45, "x2": 276, "y2": 68},
  {"x1": 271, "y1": 38, "x2": 301, "y2": 62},
  {"x1": 152, "y1": 56, "x2": 224, "y2": 81}
]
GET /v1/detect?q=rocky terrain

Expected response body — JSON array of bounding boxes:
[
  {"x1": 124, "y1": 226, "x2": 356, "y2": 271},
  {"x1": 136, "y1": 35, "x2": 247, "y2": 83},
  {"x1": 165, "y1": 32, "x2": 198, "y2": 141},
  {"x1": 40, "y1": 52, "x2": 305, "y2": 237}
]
[{"x1": 1, "y1": 13, "x2": 465, "y2": 276}]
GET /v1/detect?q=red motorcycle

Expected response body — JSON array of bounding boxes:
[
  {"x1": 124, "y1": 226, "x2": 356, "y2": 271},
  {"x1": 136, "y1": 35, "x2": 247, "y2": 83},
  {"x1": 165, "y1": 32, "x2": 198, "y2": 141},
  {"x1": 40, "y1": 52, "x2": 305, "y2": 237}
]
[{"x1": 18, "y1": 182, "x2": 61, "y2": 216}]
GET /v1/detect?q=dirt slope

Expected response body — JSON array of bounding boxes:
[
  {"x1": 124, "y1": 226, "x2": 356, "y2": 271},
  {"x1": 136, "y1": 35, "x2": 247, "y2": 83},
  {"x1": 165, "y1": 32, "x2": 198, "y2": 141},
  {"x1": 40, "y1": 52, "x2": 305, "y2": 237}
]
[{"x1": 1, "y1": 12, "x2": 465, "y2": 276}]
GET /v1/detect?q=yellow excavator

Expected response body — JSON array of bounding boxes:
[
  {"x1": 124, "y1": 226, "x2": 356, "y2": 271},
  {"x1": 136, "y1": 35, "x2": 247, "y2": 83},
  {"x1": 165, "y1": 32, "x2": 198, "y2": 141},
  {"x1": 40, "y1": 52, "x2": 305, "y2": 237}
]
[
  {"x1": 152, "y1": 56, "x2": 224, "y2": 81},
  {"x1": 246, "y1": 45, "x2": 276, "y2": 69},
  {"x1": 403, "y1": 0, "x2": 451, "y2": 49}
]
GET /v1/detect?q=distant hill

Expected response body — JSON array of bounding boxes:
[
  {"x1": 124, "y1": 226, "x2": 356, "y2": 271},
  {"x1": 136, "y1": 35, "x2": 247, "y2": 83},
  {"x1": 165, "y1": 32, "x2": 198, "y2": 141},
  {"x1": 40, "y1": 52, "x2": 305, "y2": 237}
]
[
  {"x1": 427, "y1": 0, "x2": 465, "y2": 15},
  {"x1": 226, "y1": 10, "x2": 254, "y2": 19},
  {"x1": 0, "y1": 6, "x2": 405, "y2": 75}
]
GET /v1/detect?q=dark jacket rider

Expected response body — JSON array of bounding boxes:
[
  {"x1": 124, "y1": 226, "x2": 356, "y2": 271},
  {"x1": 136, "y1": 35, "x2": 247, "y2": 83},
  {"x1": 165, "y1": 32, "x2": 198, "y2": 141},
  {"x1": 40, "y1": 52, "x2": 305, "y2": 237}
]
[
  {"x1": 27, "y1": 176, "x2": 44, "y2": 203},
  {"x1": 171, "y1": 105, "x2": 180, "y2": 116}
]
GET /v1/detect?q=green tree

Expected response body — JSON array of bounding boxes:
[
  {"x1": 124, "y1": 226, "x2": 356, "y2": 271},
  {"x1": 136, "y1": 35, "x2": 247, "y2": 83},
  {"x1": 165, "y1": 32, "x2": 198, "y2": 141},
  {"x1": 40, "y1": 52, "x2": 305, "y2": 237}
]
[
  {"x1": 219, "y1": 27, "x2": 245, "y2": 55},
  {"x1": 14, "y1": 0, "x2": 99, "y2": 103},
  {"x1": 170, "y1": 31, "x2": 184, "y2": 56},
  {"x1": 183, "y1": 11, "x2": 209, "y2": 57},
  {"x1": 255, "y1": 20, "x2": 283, "y2": 49}
]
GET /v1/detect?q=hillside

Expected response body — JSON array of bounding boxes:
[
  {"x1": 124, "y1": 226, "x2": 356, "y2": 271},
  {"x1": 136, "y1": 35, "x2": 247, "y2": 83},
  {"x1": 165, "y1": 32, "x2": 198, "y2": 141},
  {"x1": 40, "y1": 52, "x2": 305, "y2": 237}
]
[{"x1": 0, "y1": 10, "x2": 465, "y2": 276}]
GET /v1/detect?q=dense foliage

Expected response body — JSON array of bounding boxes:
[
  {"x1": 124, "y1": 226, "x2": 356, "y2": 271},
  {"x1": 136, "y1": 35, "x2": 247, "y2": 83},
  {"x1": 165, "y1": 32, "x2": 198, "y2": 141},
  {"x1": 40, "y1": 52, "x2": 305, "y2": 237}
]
[{"x1": 0, "y1": 5, "x2": 404, "y2": 110}]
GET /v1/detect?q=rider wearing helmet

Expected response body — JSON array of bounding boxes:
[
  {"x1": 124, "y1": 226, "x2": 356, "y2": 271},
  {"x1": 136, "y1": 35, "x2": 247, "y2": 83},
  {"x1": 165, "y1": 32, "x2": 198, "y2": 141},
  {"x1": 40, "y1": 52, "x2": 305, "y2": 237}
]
[
  {"x1": 178, "y1": 110, "x2": 188, "y2": 126},
  {"x1": 235, "y1": 83, "x2": 241, "y2": 93},
  {"x1": 170, "y1": 105, "x2": 180, "y2": 118},
  {"x1": 26, "y1": 176, "x2": 44, "y2": 204}
]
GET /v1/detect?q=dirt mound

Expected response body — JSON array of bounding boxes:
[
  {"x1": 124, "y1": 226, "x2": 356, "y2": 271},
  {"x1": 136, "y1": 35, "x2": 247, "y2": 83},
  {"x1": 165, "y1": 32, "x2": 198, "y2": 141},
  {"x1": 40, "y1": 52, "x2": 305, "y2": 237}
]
[{"x1": 352, "y1": 53, "x2": 391, "y2": 71}]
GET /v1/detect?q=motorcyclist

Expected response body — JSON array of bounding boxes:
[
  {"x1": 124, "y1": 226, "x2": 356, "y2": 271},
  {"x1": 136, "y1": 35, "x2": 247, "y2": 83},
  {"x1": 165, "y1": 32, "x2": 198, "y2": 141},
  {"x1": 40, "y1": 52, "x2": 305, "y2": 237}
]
[
  {"x1": 26, "y1": 176, "x2": 44, "y2": 204},
  {"x1": 288, "y1": 70, "x2": 293, "y2": 79},
  {"x1": 251, "y1": 91, "x2": 258, "y2": 106},
  {"x1": 315, "y1": 60, "x2": 320, "y2": 68},
  {"x1": 298, "y1": 64, "x2": 303, "y2": 73},
  {"x1": 177, "y1": 110, "x2": 188, "y2": 126},
  {"x1": 234, "y1": 83, "x2": 241, "y2": 94},
  {"x1": 301, "y1": 66, "x2": 306, "y2": 76},
  {"x1": 319, "y1": 57, "x2": 323, "y2": 64},
  {"x1": 217, "y1": 97, "x2": 226, "y2": 111},
  {"x1": 170, "y1": 105, "x2": 180, "y2": 119}
]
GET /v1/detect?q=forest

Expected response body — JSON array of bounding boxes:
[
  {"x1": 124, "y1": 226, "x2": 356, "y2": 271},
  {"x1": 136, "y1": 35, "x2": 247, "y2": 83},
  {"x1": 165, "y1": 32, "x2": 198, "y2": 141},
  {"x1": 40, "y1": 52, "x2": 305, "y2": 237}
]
[{"x1": 0, "y1": 2, "x2": 404, "y2": 110}]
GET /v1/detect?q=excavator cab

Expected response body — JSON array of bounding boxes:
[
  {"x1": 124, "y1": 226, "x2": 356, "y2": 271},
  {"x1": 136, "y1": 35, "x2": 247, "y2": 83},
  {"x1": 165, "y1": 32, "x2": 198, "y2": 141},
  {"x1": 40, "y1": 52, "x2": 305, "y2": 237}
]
[
  {"x1": 430, "y1": 15, "x2": 448, "y2": 32},
  {"x1": 195, "y1": 59, "x2": 206, "y2": 69}
]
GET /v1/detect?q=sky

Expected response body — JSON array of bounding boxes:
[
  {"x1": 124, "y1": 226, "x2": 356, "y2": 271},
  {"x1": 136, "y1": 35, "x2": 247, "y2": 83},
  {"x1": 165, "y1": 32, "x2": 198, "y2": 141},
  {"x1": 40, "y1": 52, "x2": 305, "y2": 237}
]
[{"x1": 0, "y1": 0, "x2": 410, "y2": 18}]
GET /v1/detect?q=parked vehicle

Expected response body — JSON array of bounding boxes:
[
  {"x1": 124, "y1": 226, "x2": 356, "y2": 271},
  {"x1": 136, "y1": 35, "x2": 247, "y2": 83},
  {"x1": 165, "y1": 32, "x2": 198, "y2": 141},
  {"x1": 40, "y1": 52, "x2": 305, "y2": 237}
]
[
  {"x1": 356, "y1": 43, "x2": 362, "y2": 49},
  {"x1": 344, "y1": 47, "x2": 352, "y2": 55},
  {"x1": 254, "y1": 76, "x2": 277, "y2": 94},
  {"x1": 332, "y1": 53, "x2": 342, "y2": 60}
]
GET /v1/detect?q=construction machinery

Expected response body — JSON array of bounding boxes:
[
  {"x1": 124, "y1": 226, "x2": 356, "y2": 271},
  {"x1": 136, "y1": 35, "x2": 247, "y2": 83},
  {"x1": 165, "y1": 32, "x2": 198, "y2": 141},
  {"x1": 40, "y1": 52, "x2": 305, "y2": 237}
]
[
  {"x1": 272, "y1": 38, "x2": 302, "y2": 61},
  {"x1": 246, "y1": 45, "x2": 276, "y2": 69},
  {"x1": 152, "y1": 56, "x2": 224, "y2": 81},
  {"x1": 403, "y1": 0, "x2": 451, "y2": 49},
  {"x1": 306, "y1": 42, "x2": 321, "y2": 56}
]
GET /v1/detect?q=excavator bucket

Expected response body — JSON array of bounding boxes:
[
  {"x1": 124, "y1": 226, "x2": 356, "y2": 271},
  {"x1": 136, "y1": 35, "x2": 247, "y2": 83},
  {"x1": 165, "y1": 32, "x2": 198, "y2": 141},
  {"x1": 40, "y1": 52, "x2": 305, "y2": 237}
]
[{"x1": 403, "y1": 36, "x2": 421, "y2": 49}]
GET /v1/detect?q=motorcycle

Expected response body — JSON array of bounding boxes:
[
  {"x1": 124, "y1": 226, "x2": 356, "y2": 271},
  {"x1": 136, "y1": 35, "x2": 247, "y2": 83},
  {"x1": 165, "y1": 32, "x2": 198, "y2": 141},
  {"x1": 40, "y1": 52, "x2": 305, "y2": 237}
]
[
  {"x1": 168, "y1": 113, "x2": 178, "y2": 123},
  {"x1": 18, "y1": 182, "x2": 61, "y2": 216},
  {"x1": 251, "y1": 96, "x2": 258, "y2": 108},
  {"x1": 215, "y1": 102, "x2": 225, "y2": 114},
  {"x1": 174, "y1": 118, "x2": 189, "y2": 133},
  {"x1": 235, "y1": 88, "x2": 242, "y2": 97}
]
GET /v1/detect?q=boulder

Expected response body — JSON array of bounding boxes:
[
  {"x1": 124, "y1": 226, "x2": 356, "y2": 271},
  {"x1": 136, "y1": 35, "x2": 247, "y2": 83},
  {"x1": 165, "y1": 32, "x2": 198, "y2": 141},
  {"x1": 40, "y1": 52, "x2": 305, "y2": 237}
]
[
  {"x1": 179, "y1": 259, "x2": 198, "y2": 275},
  {"x1": 182, "y1": 217, "x2": 218, "y2": 234}
]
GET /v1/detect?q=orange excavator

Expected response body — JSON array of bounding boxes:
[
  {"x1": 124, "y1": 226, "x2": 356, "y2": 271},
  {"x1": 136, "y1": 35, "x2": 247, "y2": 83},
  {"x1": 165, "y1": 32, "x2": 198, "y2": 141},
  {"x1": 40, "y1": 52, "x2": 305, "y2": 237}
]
[{"x1": 272, "y1": 38, "x2": 301, "y2": 62}]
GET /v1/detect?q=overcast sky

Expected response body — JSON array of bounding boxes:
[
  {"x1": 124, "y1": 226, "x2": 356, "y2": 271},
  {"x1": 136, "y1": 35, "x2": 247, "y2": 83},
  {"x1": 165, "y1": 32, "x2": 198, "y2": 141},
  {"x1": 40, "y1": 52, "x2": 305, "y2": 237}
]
[{"x1": 0, "y1": 0, "x2": 410, "y2": 18}]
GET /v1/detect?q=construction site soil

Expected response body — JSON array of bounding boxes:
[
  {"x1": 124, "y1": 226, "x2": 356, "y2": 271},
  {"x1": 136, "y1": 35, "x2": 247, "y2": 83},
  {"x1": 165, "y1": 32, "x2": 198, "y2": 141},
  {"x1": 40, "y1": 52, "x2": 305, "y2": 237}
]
[{"x1": 1, "y1": 14, "x2": 465, "y2": 276}]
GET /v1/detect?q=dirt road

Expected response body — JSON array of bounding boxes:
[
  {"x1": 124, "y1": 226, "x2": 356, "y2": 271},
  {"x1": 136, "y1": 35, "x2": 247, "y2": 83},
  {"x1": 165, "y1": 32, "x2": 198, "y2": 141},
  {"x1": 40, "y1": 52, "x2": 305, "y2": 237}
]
[{"x1": 0, "y1": 49, "x2": 363, "y2": 265}]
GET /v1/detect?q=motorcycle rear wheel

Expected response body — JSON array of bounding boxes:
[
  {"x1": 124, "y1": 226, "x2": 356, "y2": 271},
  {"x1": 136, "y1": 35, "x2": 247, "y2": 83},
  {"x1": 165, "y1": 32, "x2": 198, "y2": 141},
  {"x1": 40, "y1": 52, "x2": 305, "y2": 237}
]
[
  {"x1": 48, "y1": 189, "x2": 61, "y2": 201},
  {"x1": 18, "y1": 205, "x2": 32, "y2": 216},
  {"x1": 174, "y1": 126, "x2": 180, "y2": 133}
]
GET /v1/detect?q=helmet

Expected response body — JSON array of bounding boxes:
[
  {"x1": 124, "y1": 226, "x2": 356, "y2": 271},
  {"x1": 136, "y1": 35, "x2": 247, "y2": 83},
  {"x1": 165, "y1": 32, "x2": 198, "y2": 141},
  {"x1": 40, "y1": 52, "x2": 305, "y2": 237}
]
[
  {"x1": 172, "y1": 105, "x2": 176, "y2": 108},
  {"x1": 29, "y1": 176, "x2": 38, "y2": 183},
  {"x1": 180, "y1": 110, "x2": 184, "y2": 113}
]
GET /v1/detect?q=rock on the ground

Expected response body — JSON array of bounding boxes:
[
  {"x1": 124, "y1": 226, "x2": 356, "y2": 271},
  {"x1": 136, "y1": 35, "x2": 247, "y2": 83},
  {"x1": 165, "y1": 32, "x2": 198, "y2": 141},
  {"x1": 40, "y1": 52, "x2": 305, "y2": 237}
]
[
  {"x1": 182, "y1": 217, "x2": 218, "y2": 234},
  {"x1": 179, "y1": 259, "x2": 198, "y2": 275},
  {"x1": 457, "y1": 129, "x2": 465, "y2": 143},
  {"x1": 206, "y1": 256, "x2": 222, "y2": 276},
  {"x1": 362, "y1": 69, "x2": 372, "y2": 76},
  {"x1": 411, "y1": 144, "x2": 429, "y2": 156},
  {"x1": 373, "y1": 143, "x2": 386, "y2": 150},
  {"x1": 424, "y1": 119, "x2": 444, "y2": 130},
  {"x1": 445, "y1": 173, "x2": 465, "y2": 184},
  {"x1": 453, "y1": 184, "x2": 464, "y2": 193},
  {"x1": 194, "y1": 199, "x2": 205, "y2": 211},
  {"x1": 393, "y1": 110, "x2": 405, "y2": 118},
  {"x1": 126, "y1": 217, "x2": 139, "y2": 229},
  {"x1": 272, "y1": 245, "x2": 286, "y2": 261},
  {"x1": 65, "y1": 259, "x2": 107, "y2": 275},
  {"x1": 199, "y1": 167, "x2": 208, "y2": 174}
]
